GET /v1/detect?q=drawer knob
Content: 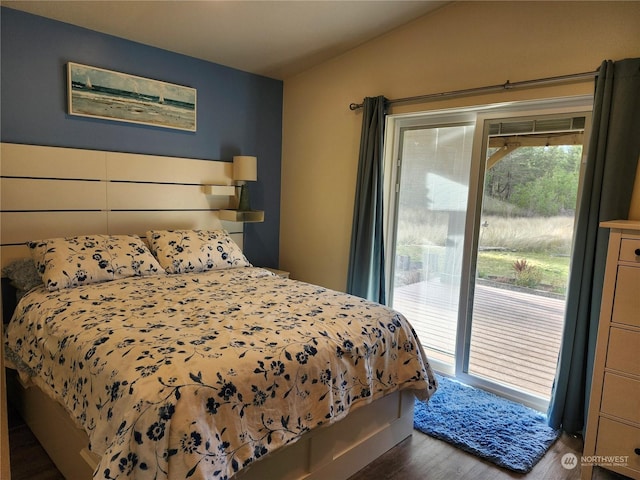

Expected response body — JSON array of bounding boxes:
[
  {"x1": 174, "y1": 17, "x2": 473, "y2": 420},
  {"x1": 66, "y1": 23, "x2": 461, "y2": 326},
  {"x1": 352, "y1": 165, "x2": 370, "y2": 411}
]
[
  {"x1": 635, "y1": 248, "x2": 640, "y2": 256},
  {"x1": 636, "y1": 448, "x2": 640, "y2": 456}
]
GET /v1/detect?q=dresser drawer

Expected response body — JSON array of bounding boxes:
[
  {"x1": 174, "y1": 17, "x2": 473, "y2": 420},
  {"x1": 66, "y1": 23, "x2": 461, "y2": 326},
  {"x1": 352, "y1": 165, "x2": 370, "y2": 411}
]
[
  {"x1": 607, "y1": 328, "x2": 640, "y2": 376},
  {"x1": 595, "y1": 417, "x2": 640, "y2": 474},
  {"x1": 612, "y1": 266, "x2": 640, "y2": 328},
  {"x1": 620, "y1": 239, "x2": 640, "y2": 263},
  {"x1": 601, "y1": 373, "x2": 640, "y2": 423}
]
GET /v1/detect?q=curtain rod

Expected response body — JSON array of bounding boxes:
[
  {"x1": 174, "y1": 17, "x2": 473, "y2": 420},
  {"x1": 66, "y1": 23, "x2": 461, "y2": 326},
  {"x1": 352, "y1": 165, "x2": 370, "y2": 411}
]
[{"x1": 348, "y1": 70, "x2": 598, "y2": 111}]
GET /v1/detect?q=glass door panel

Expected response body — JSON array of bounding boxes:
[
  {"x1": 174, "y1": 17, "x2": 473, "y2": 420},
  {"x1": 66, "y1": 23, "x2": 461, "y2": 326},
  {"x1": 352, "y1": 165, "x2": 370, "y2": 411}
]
[
  {"x1": 390, "y1": 124, "x2": 473, "y2": 369},
  {"x1": 465, "y1": 122, "x2": 583, "y2": 401}
]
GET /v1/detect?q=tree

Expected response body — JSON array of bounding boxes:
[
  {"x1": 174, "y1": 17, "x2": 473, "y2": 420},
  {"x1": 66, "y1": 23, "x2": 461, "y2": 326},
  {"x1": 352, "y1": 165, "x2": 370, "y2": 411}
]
[{"x1": 484, "y1": 145, "x2": 581, "y2": 217}]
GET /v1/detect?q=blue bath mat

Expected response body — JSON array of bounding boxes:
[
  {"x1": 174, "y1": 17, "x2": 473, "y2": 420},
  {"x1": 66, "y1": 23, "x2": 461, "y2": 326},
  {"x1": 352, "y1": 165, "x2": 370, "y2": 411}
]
[{"x1": 414, "y1": 375, "x2": 560, "y2": 473}]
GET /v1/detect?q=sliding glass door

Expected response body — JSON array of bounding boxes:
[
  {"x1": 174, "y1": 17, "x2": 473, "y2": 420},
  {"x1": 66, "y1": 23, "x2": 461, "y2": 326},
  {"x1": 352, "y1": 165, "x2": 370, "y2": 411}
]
[
  {"x1": 385, "y1": 98, "x2": 592, "y2": 409},
  {"x1": 387, "y1": 115, "x2": 474, "y2": 372}
]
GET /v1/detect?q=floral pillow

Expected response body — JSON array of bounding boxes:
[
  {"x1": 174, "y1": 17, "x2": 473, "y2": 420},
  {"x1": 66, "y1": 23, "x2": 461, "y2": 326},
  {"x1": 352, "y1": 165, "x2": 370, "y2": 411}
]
[
  {"x1": 146, "y1": 229, "x2": 252, "y2": 274},
  {"x1": 28, "y1": 234, "x2": 166, "y2": 291}
]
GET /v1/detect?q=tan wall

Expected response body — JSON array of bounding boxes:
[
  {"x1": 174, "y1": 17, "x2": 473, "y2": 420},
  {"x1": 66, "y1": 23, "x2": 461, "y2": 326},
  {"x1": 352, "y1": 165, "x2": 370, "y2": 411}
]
[{"x1": 281, "y1": 1, "x2": 640, "y2": 291}]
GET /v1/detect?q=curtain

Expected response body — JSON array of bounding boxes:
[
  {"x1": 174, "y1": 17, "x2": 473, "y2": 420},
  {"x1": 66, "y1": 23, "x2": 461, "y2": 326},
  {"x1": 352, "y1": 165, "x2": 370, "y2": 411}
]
[
  {"x1": 548, "y1": 58, "x2": 640, "y2": 433},
  {"x1": 346, "y1": 96, "x2": 387, "y2": 304}
]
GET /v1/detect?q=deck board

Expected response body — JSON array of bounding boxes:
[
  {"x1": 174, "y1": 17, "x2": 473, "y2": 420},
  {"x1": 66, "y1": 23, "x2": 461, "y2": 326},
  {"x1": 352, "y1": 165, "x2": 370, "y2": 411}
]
[{"x1": 392, "y1": 279, "x2": 565, "y2": 398}]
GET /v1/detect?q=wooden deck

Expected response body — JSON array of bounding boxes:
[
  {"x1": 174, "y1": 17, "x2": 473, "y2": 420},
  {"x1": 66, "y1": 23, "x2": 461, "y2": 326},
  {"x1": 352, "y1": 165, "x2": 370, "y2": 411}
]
[{"x1": 392, "y1": 279, "x2": 565, "y2": 399}]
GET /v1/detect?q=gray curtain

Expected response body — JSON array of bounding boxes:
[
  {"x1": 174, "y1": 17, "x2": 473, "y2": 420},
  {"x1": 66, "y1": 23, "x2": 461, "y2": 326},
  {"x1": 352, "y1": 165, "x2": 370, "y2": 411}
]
[
  {"x1": 346, "y1": 96, "x2": 387, "y2": 303},
  {"x1": 548, "y1": 58, "x2": 640, "y2": 433}
]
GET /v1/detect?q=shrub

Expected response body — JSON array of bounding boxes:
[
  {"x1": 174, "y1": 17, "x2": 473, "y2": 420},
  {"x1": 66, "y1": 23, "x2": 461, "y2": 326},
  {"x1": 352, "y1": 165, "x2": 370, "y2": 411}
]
[{"x1": 512, "y1": 259, "x2": 542, "y2": 288}]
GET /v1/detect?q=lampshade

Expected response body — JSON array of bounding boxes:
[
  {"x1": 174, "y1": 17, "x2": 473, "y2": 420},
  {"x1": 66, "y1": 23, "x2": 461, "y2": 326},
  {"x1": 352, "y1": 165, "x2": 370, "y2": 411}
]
[{"x1": 233, "y1": 156, "x2": 257, "y2": 181}]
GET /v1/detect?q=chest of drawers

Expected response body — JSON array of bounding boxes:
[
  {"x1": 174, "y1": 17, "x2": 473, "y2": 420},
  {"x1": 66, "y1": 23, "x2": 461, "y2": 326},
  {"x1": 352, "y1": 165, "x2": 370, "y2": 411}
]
[{"x1": 582, "y1": 220, "x2": 640, "y2": 480}]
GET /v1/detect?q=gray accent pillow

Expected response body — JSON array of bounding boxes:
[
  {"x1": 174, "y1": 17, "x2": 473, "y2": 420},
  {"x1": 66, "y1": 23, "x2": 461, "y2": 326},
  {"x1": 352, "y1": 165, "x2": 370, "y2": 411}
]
[{"x1": 2, "y1": 257, "x2": 43, "y2": 298}]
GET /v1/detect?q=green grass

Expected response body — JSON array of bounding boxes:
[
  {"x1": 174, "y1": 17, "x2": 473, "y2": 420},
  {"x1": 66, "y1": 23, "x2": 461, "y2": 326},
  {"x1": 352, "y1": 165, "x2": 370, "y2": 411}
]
[
  {"x1": 476, "y1": 251, "x2": 570, "y2": 294},
  {"x1": 394, "y1": 214, "x2": 574, "y2": 294},
  {"x1": 395, "y1": 247, "x2": 570, "y2": 294}
]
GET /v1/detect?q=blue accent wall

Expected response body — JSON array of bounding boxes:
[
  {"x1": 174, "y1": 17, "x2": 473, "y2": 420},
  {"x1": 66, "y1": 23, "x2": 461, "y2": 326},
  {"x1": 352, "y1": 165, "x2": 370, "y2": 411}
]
[{"x1": 0, "y1": 7, "x2": 282, "y2": 268}]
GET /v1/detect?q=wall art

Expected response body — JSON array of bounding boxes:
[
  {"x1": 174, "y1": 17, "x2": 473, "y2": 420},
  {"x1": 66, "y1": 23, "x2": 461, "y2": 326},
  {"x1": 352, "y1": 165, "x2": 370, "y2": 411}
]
[{"x1": 68, "y1": 62, "x2": 196, "y2": 131}]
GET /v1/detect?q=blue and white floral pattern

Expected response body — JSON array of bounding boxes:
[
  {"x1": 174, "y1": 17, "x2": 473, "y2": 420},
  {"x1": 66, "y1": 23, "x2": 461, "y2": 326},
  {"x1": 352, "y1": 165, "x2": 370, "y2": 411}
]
[
  {"x1": 28, "y1": 235, "x2": 165, "y2": 291},
  {"x1": 5, "y1": 267, "x2": 436, "y2": 480},
  {"x1": 146, "y1": 230, "x2": 251, "y2": 274}
]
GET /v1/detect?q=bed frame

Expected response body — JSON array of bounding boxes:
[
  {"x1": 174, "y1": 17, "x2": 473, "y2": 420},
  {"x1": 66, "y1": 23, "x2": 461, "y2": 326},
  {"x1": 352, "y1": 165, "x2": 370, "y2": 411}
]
[
  {"x1": 1, "y1": 143, "x2": 416, "y2": 479},
  {"x1": 7, "y1": 370, "x2": 413, "y2": 480}
]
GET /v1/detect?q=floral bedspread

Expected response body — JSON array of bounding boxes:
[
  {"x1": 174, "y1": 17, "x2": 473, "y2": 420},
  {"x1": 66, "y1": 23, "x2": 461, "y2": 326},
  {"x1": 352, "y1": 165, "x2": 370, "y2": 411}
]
[{"x1": 5, "y1": 267, "x2": 436, "y2": 480}]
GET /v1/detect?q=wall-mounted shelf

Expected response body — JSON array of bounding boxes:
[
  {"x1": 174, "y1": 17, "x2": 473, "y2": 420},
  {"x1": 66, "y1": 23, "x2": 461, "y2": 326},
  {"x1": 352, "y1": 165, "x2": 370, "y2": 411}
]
[
  {"x1": 219, "y1": 209, "x2": 264, "y2": 223},
  {"x1": 203, "y1": 185, "x2": 236, "y2": 196}
]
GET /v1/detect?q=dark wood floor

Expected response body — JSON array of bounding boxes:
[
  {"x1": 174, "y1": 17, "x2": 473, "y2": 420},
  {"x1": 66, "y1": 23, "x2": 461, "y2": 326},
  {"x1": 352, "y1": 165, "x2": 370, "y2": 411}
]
[
  {"x1": 8, "y1": 403, "x2": 63, "y2": 480},
  {"x1": 9, "y1": 405, "x2": 628, "y2": 480},
  {"x1": 348, "y1": 430, "x2": 627, "y2": 480},
  {"x1": 9, "y1": 424, "x2": 63, "y2": 480}
]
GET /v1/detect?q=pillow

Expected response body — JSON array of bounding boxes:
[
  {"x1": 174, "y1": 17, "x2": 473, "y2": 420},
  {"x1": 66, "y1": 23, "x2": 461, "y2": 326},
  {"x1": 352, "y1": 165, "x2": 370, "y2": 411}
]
[
  {"x1": 2, "y1": 258, "x2": 43, "y2": 298},
  {"x1": 146, "y1": 229, "x2": 251, "y2": 274},
  {"x1": 28, "y1": 234, "x2": 166, "y2": 291}
]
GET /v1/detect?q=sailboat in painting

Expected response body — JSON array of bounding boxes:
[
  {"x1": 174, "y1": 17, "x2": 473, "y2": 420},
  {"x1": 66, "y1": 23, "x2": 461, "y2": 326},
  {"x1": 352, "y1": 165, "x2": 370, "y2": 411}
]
[{"x1": 68, "y1": 61, "x2": 196, "y2": 131}]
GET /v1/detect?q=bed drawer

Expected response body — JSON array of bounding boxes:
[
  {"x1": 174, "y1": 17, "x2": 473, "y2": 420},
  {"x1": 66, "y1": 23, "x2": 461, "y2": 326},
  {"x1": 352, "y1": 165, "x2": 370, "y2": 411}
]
[
  {"x1": 601, "y1": 373, "x2": 640, "y2": 423},
  {"x1": 606, "y1": 328, "x2": 640, "y2": 376},
  {"x1": 595, "y1": 417, "x2": 640, "y2": 475},
  {"x1": 612, "y1": 266, "x2": 640, "y2": 328},
  {"x1": 619, "y1": 239, "x2": 640, "y2": 263}
]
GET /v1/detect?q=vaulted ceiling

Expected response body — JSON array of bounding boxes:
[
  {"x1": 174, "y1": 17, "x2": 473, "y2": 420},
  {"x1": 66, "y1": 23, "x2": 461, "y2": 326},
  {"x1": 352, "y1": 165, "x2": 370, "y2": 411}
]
[{"x1": 1, "y1": 1, "x2": 448, "y2": 79}]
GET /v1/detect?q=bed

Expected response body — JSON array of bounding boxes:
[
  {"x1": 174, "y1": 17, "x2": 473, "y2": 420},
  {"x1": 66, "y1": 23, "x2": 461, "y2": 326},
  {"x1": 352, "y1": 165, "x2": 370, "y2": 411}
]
[{"x1": 1, "y1": 143, "x2": 437, "y2": 480}]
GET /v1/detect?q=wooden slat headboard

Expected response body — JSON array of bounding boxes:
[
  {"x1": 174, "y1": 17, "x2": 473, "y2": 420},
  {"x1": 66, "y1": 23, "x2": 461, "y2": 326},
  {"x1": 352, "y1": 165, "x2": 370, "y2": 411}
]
[{"x1": 0, "y1": 143, "x2": 243, "y2": 268}]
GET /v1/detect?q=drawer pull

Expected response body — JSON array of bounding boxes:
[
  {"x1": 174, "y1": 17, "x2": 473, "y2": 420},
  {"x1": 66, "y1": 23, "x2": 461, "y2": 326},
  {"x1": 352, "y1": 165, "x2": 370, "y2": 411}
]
[
  {"x1": 636, "y1": 448, "x2": 640, "y2": 456},
  {"x1": 635, "y1": 248, "x2": 640, "y2": 256}
]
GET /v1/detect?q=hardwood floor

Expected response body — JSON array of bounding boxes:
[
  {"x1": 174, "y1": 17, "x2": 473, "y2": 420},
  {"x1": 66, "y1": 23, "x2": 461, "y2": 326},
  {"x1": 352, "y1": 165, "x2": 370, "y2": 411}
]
[
  {"x1": 8, "y1": 403, "x2": 63, "y2": 480},
  {"x1": 8, "y1": 406, "x2": 628, "y2": 480},
  {"x1": 348, "y1": 430, "x2": 628, "y2": 480},
  {"x1": 9, "y1": 424, "x2": 63, "y2": 480}
]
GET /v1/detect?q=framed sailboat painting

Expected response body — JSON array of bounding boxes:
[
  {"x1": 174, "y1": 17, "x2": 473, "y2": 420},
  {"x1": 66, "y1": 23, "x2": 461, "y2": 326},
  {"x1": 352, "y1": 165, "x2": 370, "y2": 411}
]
[{"x1": 67, "y1": 62, "x2": 197, "y2": 132}]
